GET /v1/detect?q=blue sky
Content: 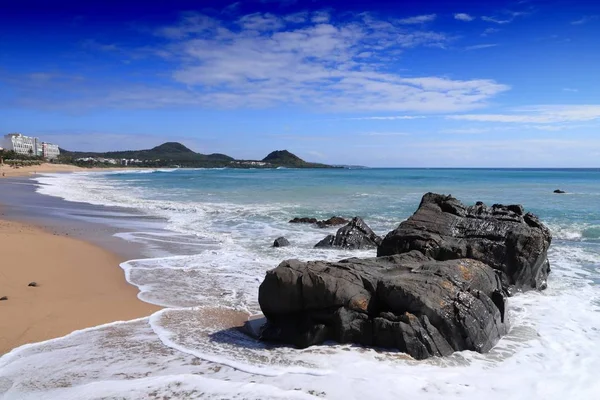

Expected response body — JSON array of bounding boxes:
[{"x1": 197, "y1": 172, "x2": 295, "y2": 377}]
[{"x1": 1, "y1": 0, "x2": 599, "y2": 167}]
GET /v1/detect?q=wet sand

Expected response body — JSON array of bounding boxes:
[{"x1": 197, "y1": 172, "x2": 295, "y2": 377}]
[{"x1": 0, "y1": 218, "x2": 161, "y2": 355}]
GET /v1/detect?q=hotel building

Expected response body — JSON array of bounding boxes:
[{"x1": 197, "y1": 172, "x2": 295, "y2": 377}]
[{"x1": 1, "y1": 133, "x2": 60, "y2": 159}]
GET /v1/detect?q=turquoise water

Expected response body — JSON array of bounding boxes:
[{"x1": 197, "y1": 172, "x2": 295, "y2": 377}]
[
  {"x1": 98, "y1": 168, "x2": 600, "y2": 239},
  {"x1": 1, "y1": 168, "x2": 599, "y2": 400}
]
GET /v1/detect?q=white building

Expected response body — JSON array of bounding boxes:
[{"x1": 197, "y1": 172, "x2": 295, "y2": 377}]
[
  {"x1": 1, "y1": 133, "x2": 60, "y2": 159},
  {"x1": 42, "y1": 142, "x2": 60, "y2": 160},
  {"x1": 1, "y1": 133, "x2": 38, "y2": 156}
]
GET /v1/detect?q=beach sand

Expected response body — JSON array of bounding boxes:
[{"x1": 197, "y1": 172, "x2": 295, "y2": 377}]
[
  {"x1": 0, "y1": 218, "x2": 161, "y2": 355},
  {"x1": 0, "y1": 163, "x2": 89, "y2": 178}
]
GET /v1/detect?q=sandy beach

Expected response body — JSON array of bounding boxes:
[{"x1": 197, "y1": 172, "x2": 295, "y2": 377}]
[
  {"x1": 0, "y1": 163, "x2": 89, "y2": 178},
  {"x1": 0, "y1": 218, "x2": 161, "y2": 355}
]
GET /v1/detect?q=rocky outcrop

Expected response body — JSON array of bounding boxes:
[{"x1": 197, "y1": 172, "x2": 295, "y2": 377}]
[
  {"x1": 257, "y1": 252, "x2": 507, "y2": 359},
  {"x1": 314, "y1": 217, "x2": 382, "y2": 249},
  {"x1": 289, "y1": 216, "x2": 349, "y2": 228},
  {"x1": 254, "y1": 193, "x2": 552, "y2": 359},
  {"x1": 378, "y1": 193, "x2": 552, "y2": 290},
  {"x1": 289, "y1": 217, "x2": 318, "y2": 224},
  {"x1": 316, "y1": 217, "x2": 349, "y2": 228},
  {"x1": 273, "y1": 237, "x2": 290, "y2": 247},
  {"x1": 554, "y1": 189, "x2": 566, "y2": 194}
]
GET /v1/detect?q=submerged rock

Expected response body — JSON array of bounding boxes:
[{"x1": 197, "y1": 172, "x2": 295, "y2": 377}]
[
  {"x1": 314, "y1": 217, "x2": 382, "y2": 249},
  {"x1": 273, "y1": 237, "x2": 290, "y2": 247},
  {"x1": 554, "y1": 189, "x2": 566, "y2": 194},
  {"x1": 316, "y1": 216, "x2": 349, "y2": 228},
  {"x1": 289, "y1": 216, "x2": 349, "y2": 228},
  {"x1": 289, "y1": 217, "x2": 318, "y2": 224},
  {"x1": 378, "y1": 193, "x2": 552, "y2": 290},
  {"x1": 255, "y1": 193, "x2": 551, "y2": 359}
]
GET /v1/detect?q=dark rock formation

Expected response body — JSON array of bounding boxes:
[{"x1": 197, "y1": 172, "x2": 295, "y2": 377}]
[
  {"x1": 378, "y1": 193, "x2": 552, "y2": 290},
  {"x1": 28, "y1": 282, "x2": 38, "y2": 287},
  {"x1": 289, "y1": 217, "x2": 318, "y2": 224},
  {"x1": 254, "y1": 193, "x2": 552, "y2": 359},
  {"x1": 554, "y1": 189, "x2": 566, "y2": 194},
  {"x1": 257, "y1": 253, "x2": 507, "y2": 359},
  {"x1": 0, "y1": 296, "x2": 7, "y2": 301},
  {"x1": 316, "y1": 216, "x2": 349, "y2": 228},
  {"x1": 273, "y1": 237, "x2": 290, "y2": 247},
  {"x1": 314, "y1": 217, "x2": 382, "y2": 249},
  {"x1": 289, "y1": 216, "x2": 349, "y2": 227}
]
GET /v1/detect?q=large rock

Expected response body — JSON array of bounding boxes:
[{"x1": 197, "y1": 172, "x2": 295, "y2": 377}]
[
  {"x1": 255, "y1": 193, "x2": 552, "y2": 359},
  {"x1": 314, "y1": 217, "x2": 382, "y2": 249},
  {"x1": 257, "y1": 252, "x2": 507, "y2": 359},
  {"x1": 378, "y1": 193, "x2": 552, "y2": 290}
]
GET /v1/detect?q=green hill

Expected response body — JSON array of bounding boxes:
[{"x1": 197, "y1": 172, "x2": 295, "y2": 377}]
[
  {"x1": 261, "y1": 150, "x2": 332, "y2": 168},
  {"x1": 60, "y1": 142, "x2": 234, "y2": 167},
  {"x1": 59, "y1": 143, "x2": 336, "y2": 169}
]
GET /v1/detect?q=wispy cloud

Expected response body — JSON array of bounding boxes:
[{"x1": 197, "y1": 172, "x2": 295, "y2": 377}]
[
  {"x1": 448, "y1": 105, "x2": 600, "y2": 124},
  {"x1": 481, "y1": 9, "x2": 529, "y2": 25},
  {"x1": 465, "y1": 44, "x2": 498, "y2": 51},
  {"x1": 160, "y1": 11, "x2": 507, "y2": 112},
  {"x1": 311, "y1": 10, "x2": 330, "y2": 23},
  {"x1": 481, "y1": 28, "x2": 500, "y2": 36},
  {"x1": 481, "y1": 16, "x2": 512, "y2": 24},
  {"x1": 563, "y1": 88, "x2": 579, "y2": 92},
  {"x1": 454, "y1": 13, "x2": 475, "y2": 22},
  {"x1": 348, "y1": 116, "x2": 425, "y2": 120},
  {"x1": 571, "y1": 15, "x2": 598, "y2": 25},
  {"x1": 442, "y1": 128, "x2": 490, "y2": 134},
  {"x1": 396, "y1": 14, "x2": 437, "y2": 24},
  {"x1": 5, "y1": 10, "x2": 510, "y2": 113},
  {"x1": 363, "y1": 132, "x2": 411, "y2": 136}
]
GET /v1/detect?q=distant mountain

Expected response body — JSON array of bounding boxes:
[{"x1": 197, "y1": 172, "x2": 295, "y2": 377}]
[
  {"x1": 261, "y1": 150, "x2": 333, "y2": 168},
  {"x1": 60, "y1": 143, "x2": 336, "y2": 169},
  {"x1": 60, "y1": 142, "x2": 234, "y2": 167}
]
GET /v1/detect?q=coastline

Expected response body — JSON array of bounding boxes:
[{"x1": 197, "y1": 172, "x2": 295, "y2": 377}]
[
  {"x1": 0, "y1": 162, "x2": 149, "y2": 178},
  {"x1": 0, "y1": 210, "x2": 161, "y2": 355},
  {"x1": 0, "y1": 163, "x2": 87, "y2": 178}
]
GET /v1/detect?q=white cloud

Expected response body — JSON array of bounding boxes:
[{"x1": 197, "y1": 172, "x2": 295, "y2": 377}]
[
  {"x1": 364, "y1": 132, "x2": 411, "y2": 136},
  {"x1": 284, "y1": 12, "x2": 308, "y2": 24},
  {"x1": 348, "y1": 116, "x2": 425, "y2": 120},
  {"x1": 481, "y1": 28, "x2": 500, "y2": 36},
  {"x1": 311, "y1": 10, "x2": 330, "y2": 23},
  {"x1": 442, "y1": 128, "x2": 490, "y2": 134},
  {"x1": 465, "y1": 44, "x2": 498, "y2": 50},
  {"x1": 454, "y1": 13, "x2": 475, "y2": 22},
  {"x1": 481, "y1": 16, "x2": 512, "y2": 24},
  {"x1": 6, "y1": 11, "x2": 509, "y2": 113},
  {"x1": 238, "y1": 13, "x2": 284, "y2": 31},
  {"x1": 571, "y1": 16, "x2": 598, "y2": 25},
  {"x1": 563, "y1": 88, "x2": 579, "y2": 92},
  {"x1": 448, "y1": 105, "x2": 600, "y2": 124},
  {"x1": 163, "y1": 12, "x2": 508, "y2": 112},
  {"x1": 396, "y1": 14, "x2": 437, "y2": 25}
]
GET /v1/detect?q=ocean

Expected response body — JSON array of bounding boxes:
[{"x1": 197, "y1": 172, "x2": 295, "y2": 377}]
[{"x1": 1, "y1": 168, "x2": 599, "y2": 399}]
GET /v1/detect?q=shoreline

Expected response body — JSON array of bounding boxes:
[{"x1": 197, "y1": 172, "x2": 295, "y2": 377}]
[
  {"x1": 0, "y1": 215, "x2": 161, "y2": 355},
  {"x1": 0, "y1": 162, "x2": 148, "y2": 178}
]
